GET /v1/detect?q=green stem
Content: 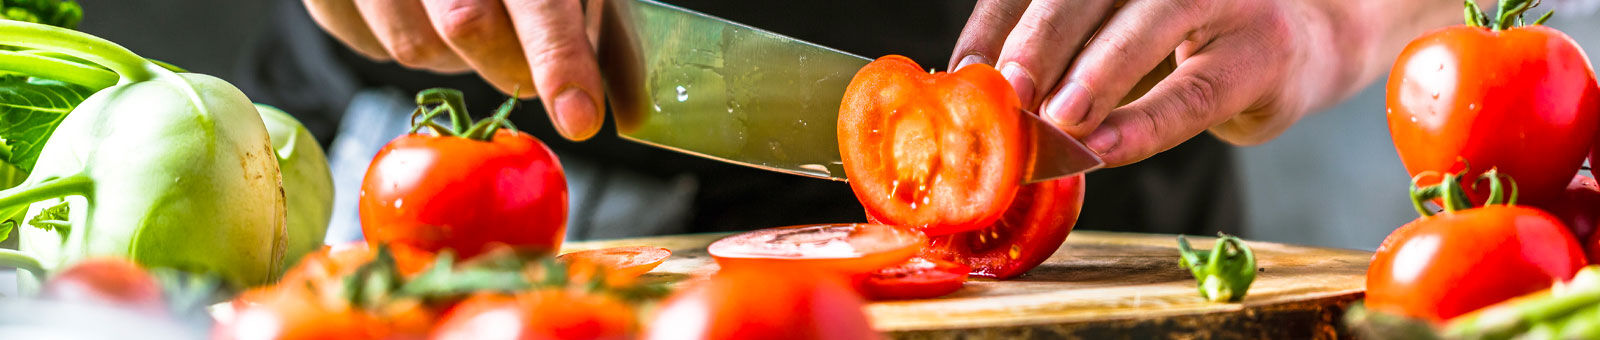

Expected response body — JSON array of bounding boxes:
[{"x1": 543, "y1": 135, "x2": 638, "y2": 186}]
[
  {"x1": 0, "y1": 49, "x2": 115, "y2": 89},
  {"x1": 0, "y1": 248, "x2": 44, "y2": 284},
  {"x1": 1440, "y1": 172, "x2": 1472, "y2": 212},
  {"x1": 1410, "y1": 173, "x2": 1442, "y2": 217},
  {"x1": 0, "y1": 174, "x2": 91, "y2": 213},
  {"x1": 0, "y1": 20, "x2": 159, "y2": 84}
]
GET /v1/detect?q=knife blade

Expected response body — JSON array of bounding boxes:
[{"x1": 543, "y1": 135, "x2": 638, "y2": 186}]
[{"x1": 595, "y1": 0, "x2": 1104, "y2": 183}]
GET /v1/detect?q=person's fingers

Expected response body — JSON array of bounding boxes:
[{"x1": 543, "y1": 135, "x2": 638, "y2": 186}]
[
  {"x1": 1040, "y1": 0, "x2": 1211, "y2": 138},
  {"x1": 1082, "y1": 33, "x2": 1280, "y2": 167},
  {"x1": 351, "y1": 0, "x2": 470, "y2": 73},
  {"x1": 421, "y1": 0, "x2": 535, "y2": 97},
  {"x1": 504, "y1": 0, "x2": 606, "y2": 141},
  {"x1": 948, "y1": 0, "x2": 1030, "y2": 71},
  {"x1": 302, "y1": 0, "x2": 392, "y2": 61},
  {"x1": 993, "y1": 0, "x2": 1115, "y2": 109}
]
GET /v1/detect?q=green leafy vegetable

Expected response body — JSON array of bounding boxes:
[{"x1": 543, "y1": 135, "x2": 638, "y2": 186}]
[
  {"x1": 0, "y1": 20, "x2": 286, "y2": 290},
  {"x1": 0, "y1": 0, "x2": 82, "y2": 29},
  {"x1": 1178, "y1": 232, "x2": 1258, "y2": 302},
  {"x1": 0, "y1": 76, "x2": 91, "y2": 172}
]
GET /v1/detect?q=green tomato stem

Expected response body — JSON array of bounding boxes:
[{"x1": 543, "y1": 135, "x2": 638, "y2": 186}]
[
  {"x1": 0, "y1": 49, "x2": 115, "y2": 90},
  {"x1": 0, "y1": 248, "x2": 44, "y2": 285},
  {"x1": 0, "y1": 20, "x2": 159, "y2": 84},
  {"x1": 0, "y1": 174, "x2": 90, "y2": 215},
  {"x1": 1177, "y1": 233, "x2": 1257, "y2": 302}
]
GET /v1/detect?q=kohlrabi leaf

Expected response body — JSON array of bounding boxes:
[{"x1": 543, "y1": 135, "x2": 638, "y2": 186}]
[
  {"x1": 0, "y1": 76, "x2": 91, "y2": 172},
  {"x1": 1, "y1": 0, "x2": 82, "y2": 29},
  {"x1": 0, "y1": 158, "x2": 19, "y2": 243}
]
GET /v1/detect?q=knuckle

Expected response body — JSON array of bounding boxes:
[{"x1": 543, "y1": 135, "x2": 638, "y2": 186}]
[
  {"x1": 1168, "y1": 73, "x2": 1222, "y2": 118},
  {"x1": 385, "y1": 38, "x2": 438, "y2": 67},
  {"x1": 433, "y1": 4, "x2": 495, "y2": 43},
  {"x1": 1017, "y1": 6, "x2": 1070, "y2": 40}
]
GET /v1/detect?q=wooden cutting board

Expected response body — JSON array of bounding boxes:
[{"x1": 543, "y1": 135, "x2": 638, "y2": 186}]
[{"x1": 563, "y1": 230, "x2": 1371, "y2": 339}]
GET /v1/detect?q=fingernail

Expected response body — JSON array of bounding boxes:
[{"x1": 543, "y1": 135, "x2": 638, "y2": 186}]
[
  {"x1": 553, "y1": 86, "x2": 601, "y2": 140},
  {"x1": 955, "y1": 54, "x2": 990, "y2": 70},
  {"x1": 1084, "y1": 127, "x2": 1119, "y2": 156},
  {"x1": 1044, "y1": 82, "x2": 1091, "y2": 128},
  {"x1": 1000, "y1": 62, "x2": 1036, "y2": 107}
]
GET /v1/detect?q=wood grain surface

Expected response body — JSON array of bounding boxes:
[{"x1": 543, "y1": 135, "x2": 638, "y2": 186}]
[{"x1": 563, "y1": 230, "x2": 1372, "y2": 339}]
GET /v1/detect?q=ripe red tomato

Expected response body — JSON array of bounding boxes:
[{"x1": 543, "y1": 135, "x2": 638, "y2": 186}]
[
  {"x1": 360, "y1": 129, "x2": 568, "y2": 259},
  {"x1": 1386, "y1": 24, "x2": 1600, "y2": 205},
  {"x1": 1546, "y1": 175, "x2": 1600, "y2": 243},
  {"x1": 431, "y1": 291, "x2": 637, "y2": 340},
  {"x1": 642, "y1": 268, "x2": 878, "y2": 340},
  {"x1": 557, "y1": 246, "x2": 671, "y2": 281},
  {"x1": 39, "y1": 258, "x2": 165, "y2": 314},
  {"x1": 707, "y1": 223, "x2": 924, "y2": 276},
  {"x1": 1367, "y1": 204, "x2": 1586, "y2": 322},
  {"x1": 920, "y1": 174, "x2": 1085, "y2": 279},
  {"x1": 839, "y1": 55, "x2": 1027, "y2": 235},
  {"x1": 854, "y1": 256, "x2": 969, "y2": 300}
]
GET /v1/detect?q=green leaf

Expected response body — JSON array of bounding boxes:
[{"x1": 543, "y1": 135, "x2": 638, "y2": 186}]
[
  {"x1": 0, "y1": 0, "x2": 82, "y2": 29},
  {"x1": 0, "y1": 76, "x2": 92, "y2": 172}
]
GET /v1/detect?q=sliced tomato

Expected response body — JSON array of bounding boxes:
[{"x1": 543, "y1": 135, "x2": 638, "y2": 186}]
[
  {"x1": 839, "y1": 55, "x2": 1028, "y2": 235},
  {"x1": 708, "y1": 223, "x2": 924, "y2": 276},
  {"x1": 642, "y1": 267, "x2": 876, "y2": 340},
  {"x1": 557, "y1": 246, "x2": 671, "y2": 281},
  {"x1": 854, "y1": 256, "x2": 969, "y2": 300},
  {"x1": 918, "y1": 174, "x2": 1085, "y2": 279}
]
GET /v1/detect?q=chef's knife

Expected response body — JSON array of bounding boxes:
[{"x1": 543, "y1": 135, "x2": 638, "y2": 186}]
[{"x1": 595, "y1": 0, "x2": 1103, "y2": 183}]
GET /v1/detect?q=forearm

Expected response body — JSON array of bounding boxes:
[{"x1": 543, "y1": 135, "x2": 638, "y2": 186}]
[{"x1": 1299, "y1": 0, "x2": 1460, "y2": 112}]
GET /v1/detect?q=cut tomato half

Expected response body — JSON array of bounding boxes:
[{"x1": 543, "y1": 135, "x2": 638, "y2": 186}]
[
  {"x1": 854, "y1": 256, "x2": 969, "y2": 300},
  {"x1": 915, "y1": 174, "x2": 1085, "y2": 279},
  {"x1": 708, "y1": 223, "x2": 925, "y2": 275},
  {"x1": 557, "y1": 246, "x2": 672, "y2": 280},
  {"x1": 839, "y1": 55, "x2": 1028, "y2": 236}
]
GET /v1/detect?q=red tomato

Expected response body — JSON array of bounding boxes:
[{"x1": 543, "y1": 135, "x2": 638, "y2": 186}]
[
  {"x1": 1386, "y1": 25, "x2": 1600, "y2": 206},
  {"x1": 643, "y1": 268, "x2": 878, "y2": 340},
  {"x1": 1366, "y1": 204, "x2": 1586, "y2": 322},
  {"x1": 919, "y1": 174, "x2": 1085, "y2": 279},
  {"x1": 1545, "y1": 175, "x2": 1600, "y2": 243},
  {"x1": 707, "y1": 223, "x2": 924, "y2": 276},
  {"x1": 431, "y1": 291, "x2": 637, "y2": 340},
  {"x1": 557, "y1": 246, "x2": 671, "y2": 281},
  {"x1": 40, "y1": 258, "x2": 165, "y2": 314},
  {"x1": 1589, "y1": 229, "x2": 1600, "y2": 265},
  {"x1": 839, "y1": 55, "x2": 1027, "y2": 235},
  {"x1": 360, "y1": 129, "x2": 568, "y2": 259},
  {"x1": 854, "y1": 256, "x2": 969, "y2": 300}
]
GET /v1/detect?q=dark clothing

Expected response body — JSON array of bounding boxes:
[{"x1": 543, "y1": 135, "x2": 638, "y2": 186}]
[{"x1": 241, "y1": 0, "x2": 1241, "y2": 237}]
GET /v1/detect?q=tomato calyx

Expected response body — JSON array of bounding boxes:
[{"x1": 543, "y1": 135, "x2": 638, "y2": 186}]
[
  {"x1": 1176, "y1": 233, "x2": 1258, "y2": 303},
  {"x1": 406, "y1": 87, "x2": 520, "y2": 141},
  {"x1": 1464, "y1": 0, "x2": 1551, "y2": 30},
  {"x1": 1411, "y1": 166, "x2": 1518, "y2": 217}
]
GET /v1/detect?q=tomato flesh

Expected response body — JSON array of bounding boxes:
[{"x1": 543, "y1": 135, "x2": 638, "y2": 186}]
[
  {"x1": 840, "y1": 55, "x2": 1027, "y2": 236},
  {"x1": 920, "y1": 174, "x2": 1085, "y2": 279},
  {"x1": 1366, "y1": 205, "x2": 1587, "y2": 322},
  {"x1": 1387, "y1": 25, "x2": 1600, "y2": 206},
  {"x1": 360, "y1": 130, "x2": 568, "y2": 260},
  {"x1": 709, "y1": 223, "x2": 924, "y2": 275},
  {"x1": 558, "y1": 246, "x2": 672, "y2": 280},
  {"x1": 855, "y1": 256, "x2": 969, "y2": 300}
]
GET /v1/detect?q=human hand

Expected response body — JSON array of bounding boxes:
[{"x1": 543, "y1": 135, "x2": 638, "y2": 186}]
[
  {"x1": 950, "y1": 0, "x2": 1456, "y2": 166},
  {"x1": 303, "y1": 0, "x2": 605, "y2": 140}
]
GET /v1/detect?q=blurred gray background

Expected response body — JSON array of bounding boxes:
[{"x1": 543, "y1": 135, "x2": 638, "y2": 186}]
[{"x1": 54, "y1": 0, "x2": 1600, "y2": 252}]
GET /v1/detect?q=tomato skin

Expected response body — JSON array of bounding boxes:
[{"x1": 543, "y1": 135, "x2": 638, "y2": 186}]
[
  {"x1": 39, "y1": 258, "x2": 165, "y2": 314},
  {"x1": 643, "y1": 268, "x2": 878, "y2": 340},
  {"x1": 1386, "y1": 25, "x2": 1600, "y2": 206},
  {"x1": 1366, "y1": 205, "x2": 1587, "y2": 323},
  {"x1": 431, "y1": 291, "x2": 636, "y2": 340},
  {"x1": 1546, "y1": 175, "x2": 1600, "y2": 243},
  {"x1": 360, "y1": 130, "x2": 568, "y2": 259},
  {"x1": 854, "y1": 256, "x2": 969, "y2": 300},
  {"x1": 839, "y1": 55, "x2": 1027, "y2": 236},
  {"x1": 919, "y1": 174, "x2": 1085, "y2": 279}
]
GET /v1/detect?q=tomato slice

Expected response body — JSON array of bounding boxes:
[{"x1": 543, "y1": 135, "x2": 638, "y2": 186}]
[
  {"x1": 854, "y1": 256, "x2": 969, "y2": 300},
  {"x1": 839, "y1": 55, "x2": 1028, "y2": 236},
  {"x1": 708, "y1": 223, "x2": 925, "y2": 275},
  {"x1": 557, "y1": 246, "x2": 672, "y2": 280},
  {"x1": 919, "y1": 174, "x2": 1085, "y2": 279}
]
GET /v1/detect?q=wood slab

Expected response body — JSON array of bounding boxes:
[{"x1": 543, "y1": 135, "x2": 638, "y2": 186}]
[{"x1": 563, "y1": 230, "x2": 1371, "y2": 339}]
